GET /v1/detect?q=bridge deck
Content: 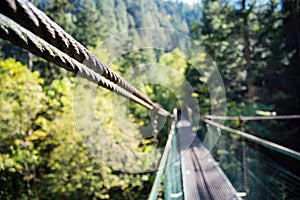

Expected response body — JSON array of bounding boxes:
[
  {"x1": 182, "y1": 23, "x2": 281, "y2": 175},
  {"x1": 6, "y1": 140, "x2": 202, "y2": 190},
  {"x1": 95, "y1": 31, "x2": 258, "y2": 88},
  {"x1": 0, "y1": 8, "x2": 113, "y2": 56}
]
[{"x1": 177, "y1": 118, "x2": 241, "y2": 200}]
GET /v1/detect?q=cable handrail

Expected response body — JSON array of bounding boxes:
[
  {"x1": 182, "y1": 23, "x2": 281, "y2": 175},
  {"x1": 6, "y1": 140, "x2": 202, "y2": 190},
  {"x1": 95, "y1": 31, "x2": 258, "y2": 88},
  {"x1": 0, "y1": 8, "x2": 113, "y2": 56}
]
[
  {"x1": 205, "y1": 115, "x2": 300, "y2": 121},
  {"x1": 0, "y1": 0, "x2": 171, "y2": 117},
  {"x1": 204, "y1": 119, "x2": 300, "y2": 160},
  {"x1": 148, "y1": 115, "x2": 177, "y2": 200}
]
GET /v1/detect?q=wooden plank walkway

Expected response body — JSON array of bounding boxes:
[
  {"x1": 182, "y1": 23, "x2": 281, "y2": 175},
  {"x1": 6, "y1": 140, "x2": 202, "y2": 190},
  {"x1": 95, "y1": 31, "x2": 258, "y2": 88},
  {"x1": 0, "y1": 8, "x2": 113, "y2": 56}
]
[{"x1": 177, "y1": 118, "x2": 241, "y2": 200}]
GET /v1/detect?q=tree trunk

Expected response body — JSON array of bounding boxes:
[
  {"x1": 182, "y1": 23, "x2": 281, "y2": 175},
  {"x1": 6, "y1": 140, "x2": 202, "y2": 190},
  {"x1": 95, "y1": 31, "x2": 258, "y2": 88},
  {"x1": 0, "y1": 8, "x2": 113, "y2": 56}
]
[
  {"x1": 28, "y1": 52, "x2": 33, "y2": 71},
  {"x1": 241, "y1": 0, "x2": 255, "y2": 100}
]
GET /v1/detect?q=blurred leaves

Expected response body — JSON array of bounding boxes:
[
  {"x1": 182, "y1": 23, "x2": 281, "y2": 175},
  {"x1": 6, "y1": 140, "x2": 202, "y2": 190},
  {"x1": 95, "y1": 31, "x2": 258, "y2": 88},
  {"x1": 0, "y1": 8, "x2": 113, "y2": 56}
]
[{"x1": 0, "y1": 58, "x2": 155, "y2": 199}]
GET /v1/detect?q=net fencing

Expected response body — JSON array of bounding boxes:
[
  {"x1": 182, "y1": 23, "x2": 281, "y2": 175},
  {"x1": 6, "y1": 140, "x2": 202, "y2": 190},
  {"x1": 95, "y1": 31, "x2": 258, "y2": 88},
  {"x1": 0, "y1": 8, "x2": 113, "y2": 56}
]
[
  {"x1": 149, "y1": 118, "x2": 183, "y2": 200},
  {"x1": 210, "y1": 128, "x2": 300, "y2": 200}
]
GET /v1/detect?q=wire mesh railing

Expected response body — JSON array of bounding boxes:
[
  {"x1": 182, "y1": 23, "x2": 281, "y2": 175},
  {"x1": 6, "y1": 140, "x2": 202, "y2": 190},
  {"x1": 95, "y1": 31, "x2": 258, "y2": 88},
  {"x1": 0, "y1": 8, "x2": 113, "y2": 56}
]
[
  {"x1": 149, "y1": 112, "x2": 183, "y2": 200},
  {"x1": 163, "y1": 126, "x2": 183, "y2": 200},
  {"x1": 208, "y1": 125, "x2": 300, "y2": 199}
]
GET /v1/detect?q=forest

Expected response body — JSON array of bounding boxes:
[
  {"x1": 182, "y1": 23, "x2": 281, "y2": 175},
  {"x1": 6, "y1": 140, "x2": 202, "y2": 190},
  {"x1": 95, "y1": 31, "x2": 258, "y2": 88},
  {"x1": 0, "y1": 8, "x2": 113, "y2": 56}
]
[{"x1": 0, "y1": 0, "x2": 299, "y2": 199}]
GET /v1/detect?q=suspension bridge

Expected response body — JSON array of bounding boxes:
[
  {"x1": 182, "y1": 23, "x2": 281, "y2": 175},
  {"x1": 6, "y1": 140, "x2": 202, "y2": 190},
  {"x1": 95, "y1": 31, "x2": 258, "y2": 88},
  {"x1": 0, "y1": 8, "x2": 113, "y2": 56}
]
[{"x1": 1, "y1": 1, "x2": 300, "y2": 199}]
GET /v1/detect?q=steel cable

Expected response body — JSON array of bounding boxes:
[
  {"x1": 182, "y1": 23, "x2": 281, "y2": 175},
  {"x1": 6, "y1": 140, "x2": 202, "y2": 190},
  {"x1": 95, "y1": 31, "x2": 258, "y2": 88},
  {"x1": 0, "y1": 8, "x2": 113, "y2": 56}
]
[
  {"x1": 0, "y1": 14, "x2": 154, "y2": 109},
  {"x1": 0, "y1": 0, "x2": 171, "y2": 117}
]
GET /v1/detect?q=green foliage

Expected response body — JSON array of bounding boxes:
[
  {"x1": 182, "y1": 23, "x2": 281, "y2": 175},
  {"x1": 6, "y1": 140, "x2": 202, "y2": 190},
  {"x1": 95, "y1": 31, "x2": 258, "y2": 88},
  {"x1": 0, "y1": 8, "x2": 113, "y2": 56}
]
[
  {"x1": 72, "y1": 0, "x2": 100, "y2": 47},
  {"x1": 0, "y1": 59, "x2": 156, "y2": 199},
  {"x1": 189, "y1": 0, "x2": 299, "y2": 146},
  {"x1": 191, "y1": 0, "x2": 248, "y2": 101},
  {"x1": 94, "y1": 0, "x2": 202, "y2": 49},
  {"x1": 43, "y1": 0, "x2": 75, "y2": 34},
  {"x1": 0, "y1": 59, "x2": 46, "y2": 199}
]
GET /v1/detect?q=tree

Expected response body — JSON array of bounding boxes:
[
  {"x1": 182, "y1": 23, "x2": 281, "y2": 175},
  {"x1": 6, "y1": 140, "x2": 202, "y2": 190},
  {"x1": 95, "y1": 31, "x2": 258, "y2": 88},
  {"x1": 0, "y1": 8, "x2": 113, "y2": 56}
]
[
  {"x1": 0, "y1": 58, "x2": 156, "y2": 199},
  {"x1": 72, "y1": 0, "x2": 101, "y2": 47},
  {"x1": 279, "y1": 0, "x2": 300, "y2": 114},
  {"x1": 43, "y1": 0, "x2": 75, "y2": 34},
  {"x1": 0, "y1": 58, "x2": 46, "y2": 199}
]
